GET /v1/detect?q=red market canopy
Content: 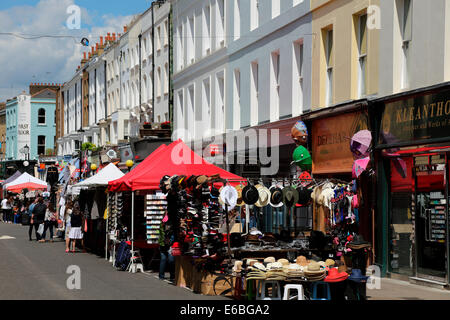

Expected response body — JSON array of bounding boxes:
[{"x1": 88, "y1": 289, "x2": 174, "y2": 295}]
[
  {"x1": 129, "y1": 140, "x2": 244, "y2": 191},
  {"x1": 108, "y1": 144, "x2": 168, "y2": 192}
]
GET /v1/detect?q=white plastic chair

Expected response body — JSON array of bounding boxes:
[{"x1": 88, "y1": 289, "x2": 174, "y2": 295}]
[
  {"x1": 256, "y1": 281, "x2": 282, "y2": 300},
  {"x1": 283, "y1": 284, "x2": 305, "y2": 300}
]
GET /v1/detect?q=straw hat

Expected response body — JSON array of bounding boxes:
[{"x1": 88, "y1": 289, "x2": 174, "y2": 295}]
[
  {"x1": 235, "y1": 184, "x2": 244, "y2": 207},
  {"x1": 277, "y1": 259, "x2": 290, "y2": 266},
  {"x1": 255, "y1": 185, "x2": 271, "y2": 208},
  {"x1": 304, "y1": 262, "x2": 324, "y2": 274},
  {"x1": 325, "y1": 259, "x2": 336, "y2": 267},
  {"x1": 296, "y1": 256, "x2": 309, "y2": 267},
  {"x1": 264, "y1": 257, "x2": 276, "y2": 264},
  {"x1": 233, "y1": 261, "x2": 243, "y2": 273}
]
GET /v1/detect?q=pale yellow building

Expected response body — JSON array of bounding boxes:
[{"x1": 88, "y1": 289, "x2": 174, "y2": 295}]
[{"x1": 311, "y1": 0, "x2": 380, "y2": 110}]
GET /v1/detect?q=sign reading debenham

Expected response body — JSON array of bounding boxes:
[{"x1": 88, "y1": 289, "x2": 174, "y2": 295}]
[{"x1": 312, "y1": 112, "x2": 368, "y2": 174}]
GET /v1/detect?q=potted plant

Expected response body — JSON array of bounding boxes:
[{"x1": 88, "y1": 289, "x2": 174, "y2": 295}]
[
  {"x1": 143, "y1": 122, "x2": 152, "y2": 129},
  {"x1": 161, "y1": 121, "x2": 171, "y2": 129}
]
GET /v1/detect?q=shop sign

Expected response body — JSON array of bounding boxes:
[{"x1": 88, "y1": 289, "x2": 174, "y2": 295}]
[
  {"x1": 379, "y1": 89, "x2": 450, "y2": 147},
  {"x1": 312, "y1": 112, "x2": 368, "y2": 174}
]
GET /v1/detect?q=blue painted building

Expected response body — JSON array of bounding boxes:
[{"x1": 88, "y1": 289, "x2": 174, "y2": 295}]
[{"x1": 6, "y1": 88, "x2": 56, "y2": 161}]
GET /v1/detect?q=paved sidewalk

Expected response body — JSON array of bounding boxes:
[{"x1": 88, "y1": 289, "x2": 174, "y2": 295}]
[{"x1": 368, "y1": 278, "x2": 450, "y2": 300}]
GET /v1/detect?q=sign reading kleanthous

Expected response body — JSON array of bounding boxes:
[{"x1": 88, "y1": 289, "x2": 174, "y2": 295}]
[{"x1": 379, "y1": 89, "x2": 450, "y2": 147}]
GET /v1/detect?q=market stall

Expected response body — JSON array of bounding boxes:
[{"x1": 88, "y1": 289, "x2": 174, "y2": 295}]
[
  {"x1": 4, "y1": 172, "x2": 48, "y2": 193},
  {"x1": 72, "y1": 163, "x2": 125, "y2": 256}
]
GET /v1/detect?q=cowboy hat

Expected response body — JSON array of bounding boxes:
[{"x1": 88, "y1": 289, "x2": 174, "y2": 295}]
[
  {"x1": 255, "y1": 184, "x2": 271, "y2": 208},
  {"x1": 325, "y1": 259, "x2": 336, "y2": 267},
  {"x1": 264, "y1": 257, "x2": 276, "y2": 264},
  {"x1": 219, "y1": 185, "x2": 238, "y2": 211},
  {"x1": 269, "y1": 186, "x2": 284, "y2": 208},
  {"x1": 304, "y1": 261, "x2": 324, "y2": 274},
  {"x1": 277, "y1": 259, "x2": 290, "y2": 266},
  {"x1": 324, "y1": 268, "x2": 349, "y2": 283},
  {"x1": 348, "y1": 269, "x2": 369, "y2": 283},
  {"x1": 282, "y1": 186, "x2": 299, "y2": 208},
  {"x1": 242, "y1": 184, "x2": 259, "y2": 205}
]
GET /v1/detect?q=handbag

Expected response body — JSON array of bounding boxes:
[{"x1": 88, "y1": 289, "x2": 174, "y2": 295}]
[{"x1": 37, "y1": 223, "x2": 45, "y2": 236}]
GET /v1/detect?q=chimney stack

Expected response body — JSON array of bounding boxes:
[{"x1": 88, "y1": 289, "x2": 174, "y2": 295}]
[
  {"x1": 113, "y1": 33, "x2": 117, "y2": 41},
  {"x1": 100, "y1": 36, "x2": 103, "y2": 46},
  {"x1": 124, "y1": 25, "x2": 127, "y2": 33}
]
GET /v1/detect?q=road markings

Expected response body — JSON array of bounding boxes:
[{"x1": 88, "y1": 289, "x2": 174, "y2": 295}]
[{"x1": 0, "y1": 236, "x2": 16, "y2": 240}]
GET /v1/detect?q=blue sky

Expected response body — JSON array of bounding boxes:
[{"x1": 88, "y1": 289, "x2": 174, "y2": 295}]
[
  {"x1": 0, "y1": 0, "x2": 154, "y2": 26},
  {"x1": 0, "y1": 0, "x2": 155, "y2": 101}
]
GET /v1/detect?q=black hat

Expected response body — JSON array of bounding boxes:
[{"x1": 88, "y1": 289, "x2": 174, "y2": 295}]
[
  {"x1": 242, "y1": 184, "x2": 259, "y2": 205},
  {"x1": 210, "y1": 186, "x2": 220, "y2": 198},
  {"x1": 297, "y1": 187, "x2": 313, "y2": 205},
  {"x1": 269, "y1": 186, "x2": 283, "y2": 207},
  {"x1": 282, "y1": 186, "x2": 299, "y2": 208}
]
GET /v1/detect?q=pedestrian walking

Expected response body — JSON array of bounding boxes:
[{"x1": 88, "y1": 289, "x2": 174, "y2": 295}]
[
  {"x1": 42, "y1": 204, "x2": 58, "y2": 242},
  {"x1": 13, "y1": 205, "x2": 20, "y2": 224},
  {"x1": 30, "y1": 197, "x2": 46, "y2": 242},
  {"x1": 28, "y1": 198, "x2": 38, "y2": 241},
  {"x1": 68, "y1": 204, "x2": 84, "y2": 253},
  {"x1": 64, "y1": 202, "x2": 73, "y2": 253},
  {"x1": 1, "y1": 196, "x2": 12, "y2": 223}
]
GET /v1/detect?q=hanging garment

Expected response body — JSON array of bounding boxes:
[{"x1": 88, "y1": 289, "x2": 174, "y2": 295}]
[{"x1": 91, "y1": 200, "x2": 100, "y2": 220}]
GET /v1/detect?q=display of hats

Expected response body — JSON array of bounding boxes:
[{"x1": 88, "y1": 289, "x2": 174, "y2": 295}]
[
  {"x1": 242, "y1": 184, "x2": 259, "y2": 205},
  {"x1": 296, "y1": 256, "x2": 309, "y2": 267},
  {"x1": 282, "y1": 186, "x2": 299, "y2": 208},
  {"x1": 210, "y1": 186, "x2": 220, "y2": 199},
  {"x1": 269, "y1": 186, "x2": 284, "y2": 208},
  {"x1": 318, "y1": 261, "x2": 327, "y2": 269},
  {"x1": 348, "y1": 269, "x2": 369, "y2": 283},
  {"x1": 255, "y1": 184, "x2": 271, "y2": 207},
  {"x1": 266, "y1": 262, "x2": 283, "y2": 270},
  {"x1": 219, "y1": 185, "x2": 238, "y2": 211},
  {"x1": 304, "y1": 262, "x2": 324, "y2": 274},
  {"x1": 264, "y1": 257, "x2": 276, "y2": 264},
  {"x1": 324, "y1": 268, "x2": 349, "y2": 283},
  {"x1": 347, "y1": 235, "x2": 371, "y2": 249},
  {"x1": 292, "y1": 146, "x2": 312, "y2": 171},
  {"x1": 235, "y1": 185, "x2": 244, "y2": 207}
]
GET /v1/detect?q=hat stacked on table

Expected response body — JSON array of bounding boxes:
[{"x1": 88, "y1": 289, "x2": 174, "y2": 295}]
[
  {"x1": 284, "y1": 263, "x2": 305, "y2": 281},
  {"x1": 325, "y1": 268, "x2": 349, "y2": 283},
  {"x1": 304, "y1": 261, "x2": 326, "y2": 281}
]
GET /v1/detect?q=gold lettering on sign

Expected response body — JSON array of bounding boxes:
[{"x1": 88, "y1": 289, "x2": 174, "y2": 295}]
[
  {"x1": 436, "y1": 101, "x2": 444, "y2": 117},
  {"x1": 430, "y1": 103, "x2": 436, "y2": 117},
  {"x1": 415, "y1": 107, "x2": 421, "y2": 120},
  {"x1": 446, "y1": 100, "x2": 450, "y2": 115},
  {"x1": 423, "y1": 104, "x2": 429, "y2": 119},
  {"x1": 409, "y1": 107, "x2": 414, "y2": 121}
]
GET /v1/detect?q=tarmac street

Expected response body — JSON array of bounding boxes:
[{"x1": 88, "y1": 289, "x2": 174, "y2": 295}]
[{"x1": 0, "y1": 223, "x2": 226, "y2": 300}]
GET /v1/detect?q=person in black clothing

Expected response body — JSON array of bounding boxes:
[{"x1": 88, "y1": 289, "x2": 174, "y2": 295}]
[
  {"x1": 31, "y1": 197, "x2": 46, "y2": 242},
  {"x1": 68, "y1": 204, "x2": 84, "y2": 253}
]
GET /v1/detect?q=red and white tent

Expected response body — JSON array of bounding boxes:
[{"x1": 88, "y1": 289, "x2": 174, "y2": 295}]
[{"x1": 4, "y1": 172, "x2": 48, "y2": 193}]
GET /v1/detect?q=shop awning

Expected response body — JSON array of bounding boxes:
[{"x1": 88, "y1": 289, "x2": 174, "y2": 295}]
[
  {"x1": 74, "y1": 163, "x2": 125, "y2": 189},
  {"x1": 1, "y1": 171, "x2": 22, "y2": 186},
  {"x1": 108, "y1": 144, "x2": 168, "y2": 192},
  {"x1": 4, "y1": 172, "x2": 48, "y2": 193},
  {"x1": 130, "y1": 140, "x2": 244, "y2": 191}
]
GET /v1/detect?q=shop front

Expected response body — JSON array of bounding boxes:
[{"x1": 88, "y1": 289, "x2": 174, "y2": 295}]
[{"x1": 373, "y1": 83, "x2": 450, "y2": 285}]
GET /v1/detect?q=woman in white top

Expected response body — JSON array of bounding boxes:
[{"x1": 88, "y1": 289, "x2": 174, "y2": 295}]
[{"x1": 64, "y1": 202, "x2": 73, "y2": 253}]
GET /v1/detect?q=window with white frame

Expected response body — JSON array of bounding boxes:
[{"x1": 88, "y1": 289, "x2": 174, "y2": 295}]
[
  {"x1": 157, "y1": 26, "x2": 162, "y2": 52},
  {"x1": 164, "y1": 63, "x2": 169, "y2": 95},
  {"x1": 272, "y1": 0, "x2": 280, "y2": 19},
  {"x1": 270, "y1": 51, "x2": 281, "y2": 121},
  {"x1": 201, "y1": 77, "x2": 211, "y2": 124},
  {"x1": 251, "y1": 0, "x2": 259, "y2": 31},
  {"x1": 234, "y1": 69, "x2": 240, "y2": 127},
  {"x1": 234, "y1": 0, "x2": 241, "y2": 40},
  {"x1": 357, "y1": 13, "x2": 368, "y2": 98},
  {"x1": 203, "y1": 4, "x2": 211, "y2": 56},
  {"x1": 37, "y1": 135, "x2": 46, "y2": 155},
  {"x1": 215, "y1": 72, "x2": 225, "y2": 132},
  {"x1": 325, "y1": 28, "x2": 333, "y2": 106},
  {"x1": 293, "y1": 39, "x2": 304, "y2": 114},
  {"x1": 38, "y1": 108, "x2": 46, "y2": 124},
  {"x1": 401, "y1": 0, "x2": 412, "y2": 90},
  {"x1": 251, "y1": 61, "x2": 259, "y2": 125},
  {"x1": 293, "y1": 0, "x2": 303, "y2": 6},
  {"x1": 216, "y1": 0, "x2": 225, "y2": 47},
  {"x1": 188, "y1": 16, "x2": 195, "y2": 64},
  {"x1": 157, "y1": 67, "x2": 162, "y2": 98},
  {"x1": 177, "y1": 24, "x2": 184, "y2": 70},
  {"x1": 164, "y1": 19, "x2": 169, "y2": 47}
]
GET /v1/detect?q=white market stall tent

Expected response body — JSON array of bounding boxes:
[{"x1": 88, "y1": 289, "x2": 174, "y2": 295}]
[{"x1": 74, "y1": 163, "x2": 125, "y2": 189}]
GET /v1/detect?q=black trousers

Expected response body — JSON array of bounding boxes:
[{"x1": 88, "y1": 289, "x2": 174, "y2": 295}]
[
  {"x1": 28, "y1": 224, "x2": 34, "y2": 240},
  {"x1": 33, "y1": 223, "x2": 42, "y2": 241}
]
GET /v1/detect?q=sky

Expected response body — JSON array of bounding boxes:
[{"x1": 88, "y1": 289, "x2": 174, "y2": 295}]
[{"x1": 0, "y1": 0, "x2": 154, "y2": 101}]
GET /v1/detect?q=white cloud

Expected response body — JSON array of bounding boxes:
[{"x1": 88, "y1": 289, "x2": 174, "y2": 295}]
[{"x1": 0, "y1": 0, "x2": 132, "y2": 101}]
